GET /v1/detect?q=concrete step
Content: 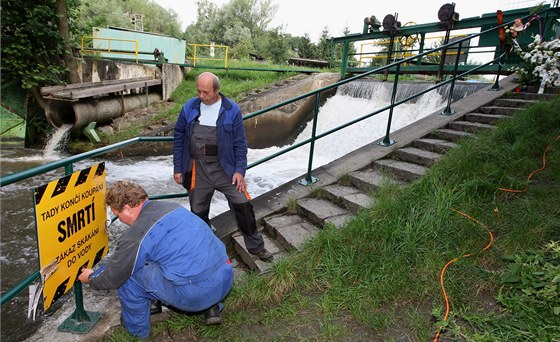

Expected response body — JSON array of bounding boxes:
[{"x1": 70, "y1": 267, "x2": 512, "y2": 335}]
[
  {"x1": 232, "y1": 231, "x2": 286, "y2": 273},
  {"x1": 323, "y1": 184, "x2": 373, "y2": 213},
  {"x1": 448, "y1": 120, "x2": 496, "y2": 133},
  {"x1": 464, "y1": 113, "x2": 510, "y2": 125},
  {"x1": 493, "y1": 98, "x2": 538, "y2": 108},
  {"x1": 349, "y1": 169, "x2": 401, "y2": 192},
  {"x1": 373, "y1": 159, "x2": 427, "y2": 182},
  {"x1": 433, "y1": 128, "x2": 475, "y2": 142},
  {"x1": 263, "y1": 214, "x2": 320, "y2": 251},
  {"x1": 511, "y1": 92, "x2": 557, "y2": 101},
  {"x1": 297, "y1": 197, "x2": 351, "y2": 227},
  {"x1": 413, "y1": 138, "x2": 458, "y2": 154},
  {"x1": 396, "y1": 146, "x2": 443, "y2": 166},
  {"x1": 478, "y1": 106, "x2": 523, "y2": 115}
]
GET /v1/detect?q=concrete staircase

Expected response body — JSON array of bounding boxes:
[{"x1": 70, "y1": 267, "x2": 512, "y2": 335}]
[{"x1": 229, "y1": 91, "x2": 556, "y2": 273}]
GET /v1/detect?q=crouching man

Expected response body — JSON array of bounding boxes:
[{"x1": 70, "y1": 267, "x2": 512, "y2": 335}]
[{"x1": 78, "y1": 180, "x2": 233, "y2": 339}]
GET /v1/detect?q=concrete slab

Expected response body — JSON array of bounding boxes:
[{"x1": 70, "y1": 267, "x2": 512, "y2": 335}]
[
  {"x1": 297, "y1": 198, "x2": 348, "y2": 226},
  {"x1": 275, "y1": 221, "x2": 320, "y2": 250},
  {"x1": 349, "y1": 169, "x2": 394, "y2": 192},
  {"x1": 374, "y1": 159, "x2": 427, "y2": 182},
  {"x1": 342, "y1": 193, "x2": 374, "y2": 213}
]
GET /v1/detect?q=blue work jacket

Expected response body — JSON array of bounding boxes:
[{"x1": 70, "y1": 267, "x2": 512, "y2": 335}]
[{"x1": 173, "y1": 94, "x2": 248, "y2": 179}]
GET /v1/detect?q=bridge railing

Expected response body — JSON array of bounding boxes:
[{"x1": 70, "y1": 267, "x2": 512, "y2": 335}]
[
  {"x1": 336, "y1": 5, "x2": 559, "y2": 77},
  {"x1": 0, "y1": 7, "x2": 553, "y2": 330}
]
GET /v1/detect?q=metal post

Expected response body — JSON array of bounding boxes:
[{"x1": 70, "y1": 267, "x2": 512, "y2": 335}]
[
  {"x1": 384, "y1": 34, "x2": 395, "y2": 82},
  {"x1": 490, "y1": 52, "x2": 504, "y2": 91},
  {"x1": 340, "y1": 41, "x2": 349, "y2": 79},
  {"x1": 57, "y1": 163, "x2": 101, "y2": 333},
  {"x1": 437, "y1": 29, "x2": 451, "y2": 81},
  {"x1": 417, "y1": 33, "x2": 426, "y2": 66},
  {"x1": 379, "y1": 64, "x2": 399, "y2": 147},
  {"x1": 299, "y1": 93, "x2": 320, "y2": 186},
  {"x1": 441, "y1": 41, "x2": 463, "y2": 115}
]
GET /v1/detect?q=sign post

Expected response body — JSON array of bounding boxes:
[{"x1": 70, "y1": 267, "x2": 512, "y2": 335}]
[{"x1": 33, "y1": 162, "x2": 109, "y2": 333}]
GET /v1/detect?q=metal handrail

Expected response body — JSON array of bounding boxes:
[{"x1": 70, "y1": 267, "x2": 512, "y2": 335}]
[
  {"x1": 189, "y1": 43, "x2": 229, "y2": 68},
  {"x1": 0, "y1": 7, "x2": 553, "y2": 310},
  {"x1": 81, "y1": 37, "x2": 139, "y2": 63}
]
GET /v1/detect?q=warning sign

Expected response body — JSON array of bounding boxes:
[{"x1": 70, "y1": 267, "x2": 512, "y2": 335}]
[{"x1": 33, "y1": 162, "x2": 109, "y2": 311}]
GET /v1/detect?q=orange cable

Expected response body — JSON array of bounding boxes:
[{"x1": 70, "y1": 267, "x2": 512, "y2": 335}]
[
  {"x1": 498, "y1": 135, "x2": 560, "y2": 193},
  {"x1": 433, "y1": 209, "x2": 494, "y2": 342},
  {"x1": 435, "y1": 136, "x2": 558, "y2": 341}
]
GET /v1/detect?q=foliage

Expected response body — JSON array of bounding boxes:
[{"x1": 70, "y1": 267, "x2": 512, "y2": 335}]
[
  {"x1": 185, "y1": 0, "x2": 282, "y2": 61},
  {"x1": 75, "y1": 0, "x2": 182, "y2": 37},
  {"x1": 498, "y1": 241, "x2": 560, "y2": 318},
  {"x1": 1, "y1": 0, "x2": 75, "y2": 89}
]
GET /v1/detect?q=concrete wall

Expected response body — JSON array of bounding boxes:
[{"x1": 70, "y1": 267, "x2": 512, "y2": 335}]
[
  {"x1": 241, "y1": 73, "x2": 340, "y2": 149},
  {"x1": 78, "y1": 58, "x2": 183, "y2": 101}
]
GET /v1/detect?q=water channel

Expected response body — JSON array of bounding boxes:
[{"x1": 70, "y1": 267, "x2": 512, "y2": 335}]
[{"x1": 0, "y1": 81, "x2": 487, "y2": 341}]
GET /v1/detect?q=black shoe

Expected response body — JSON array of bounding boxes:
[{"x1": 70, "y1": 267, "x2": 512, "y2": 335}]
[
  {"x1": 252, "y1": 248, "x2": 274, "y2": 262},
  {"x1": 203, "y1": 304, "x2": 222, "y2": 325},
  {"x1": 150, "y1": 300, "x2": 162, "y2": 315}
]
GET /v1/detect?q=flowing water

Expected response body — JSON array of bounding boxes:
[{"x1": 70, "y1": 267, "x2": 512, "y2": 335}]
[{"x1": 0, "y1": 81, "x2": 485, "y2": 341}]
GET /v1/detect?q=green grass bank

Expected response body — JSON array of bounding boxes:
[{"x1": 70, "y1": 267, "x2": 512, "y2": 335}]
[{"x1": 104, "y1": 92, "x2": 560, "y2": 341}]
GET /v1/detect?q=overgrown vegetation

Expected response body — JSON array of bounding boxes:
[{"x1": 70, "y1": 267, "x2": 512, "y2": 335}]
[{"x1": 102, "y1": 92, "x2": 560, "y2": 341}]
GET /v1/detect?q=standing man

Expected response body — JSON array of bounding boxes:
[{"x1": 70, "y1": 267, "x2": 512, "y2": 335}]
[
  {"x1": 78, "y1": 181, "x2": 234, "y2": 339},
  {"x1": 172, "y1": 72, "x2": 273, "y2": 262}
]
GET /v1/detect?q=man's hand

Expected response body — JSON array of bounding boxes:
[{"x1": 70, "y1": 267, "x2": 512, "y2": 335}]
[
  {"x1": 232, "y1": 172, "x2": 246, "y2": 192},
  {"x1": 78, "y1": 268, "x2": 94, "y2": 283},
  {"x1": 173, "y1": 172, "x2": 183, "y2": 185}
]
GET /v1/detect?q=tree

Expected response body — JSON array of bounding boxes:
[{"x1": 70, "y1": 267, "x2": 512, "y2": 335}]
[
  {"x1": 254, "y1": 29, "x2": 292, "y2": 64},
  {"x1": 185, "y1": 0, "x2": 289, "y2": 63},
  {"x1": 2, "y1": 0, "x2": 75, "y2": 90},
  {"x1": 76, "y1": 0, "x2": 182, "y2": 37},
  {"x1": 316, "y1": 27, "x2": 331, "y2": 61},
  {"x1": 296, "y1": 34, "x2": 318, "y2": 59}
]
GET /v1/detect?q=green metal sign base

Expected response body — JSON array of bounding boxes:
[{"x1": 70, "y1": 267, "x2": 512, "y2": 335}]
[{"x1": 57, "y1": 310, "x2": 102, "y2": 334}]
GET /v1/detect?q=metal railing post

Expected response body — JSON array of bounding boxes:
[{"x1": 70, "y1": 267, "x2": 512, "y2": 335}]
[
  {"x1": 490, "y1": 52, "x2": 505, "y2": 91},
  {"x1": 57, "y1": 163, "x2": 102, "y2": 333},
  {"x1": 299, "y1": 93, "x2": 321, "y2": 186},
  {"x1": 379, "y1": 64, "x2": 400, "y2": 147},
  {"x1": 441, "y1": 40, "x2": 464, "y2": 115}
]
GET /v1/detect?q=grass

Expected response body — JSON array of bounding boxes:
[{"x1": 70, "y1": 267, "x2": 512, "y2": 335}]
[{"x1": 103, "y1": 93, "x2": 560, "y2": 341}]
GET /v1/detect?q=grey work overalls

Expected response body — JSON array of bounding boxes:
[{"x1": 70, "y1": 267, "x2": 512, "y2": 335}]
[{"x1": 187, "y1": 122, "x2": 265, "y2": 253}]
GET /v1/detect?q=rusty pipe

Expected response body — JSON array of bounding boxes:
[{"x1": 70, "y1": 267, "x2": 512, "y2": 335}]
[{"x1": 45, "y1": 93, "x2": 162, "y2": 129}]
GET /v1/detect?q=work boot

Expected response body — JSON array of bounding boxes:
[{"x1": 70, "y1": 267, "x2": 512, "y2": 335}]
[
  {"x1": 150, "y1": 300, "x2": 162, "y2": 315},
  {"x1": 204, "y1": 304, "x2": 222, "y2": 325},
  {"x1": 252, "y1": 248, "x2": 274, "y2": 262}
]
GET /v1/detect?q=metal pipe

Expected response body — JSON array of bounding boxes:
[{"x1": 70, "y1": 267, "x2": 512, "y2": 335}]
[{"x1": 45, "y1": 93, "x2": 162, "y2": 130}]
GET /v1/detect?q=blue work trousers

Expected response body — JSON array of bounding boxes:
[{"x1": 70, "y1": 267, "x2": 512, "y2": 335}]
[{"x1": 117, "y1": 260, "x2": 234, "y2": 338}]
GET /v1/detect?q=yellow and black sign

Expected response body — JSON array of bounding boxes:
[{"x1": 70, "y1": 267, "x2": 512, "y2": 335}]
[{"x1": 33, "y1": 162, "x2": 109, "y2": 311}]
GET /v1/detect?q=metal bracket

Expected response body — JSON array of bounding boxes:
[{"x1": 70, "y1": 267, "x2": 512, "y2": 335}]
[{"x1": 298, "y1": 176, "x2": 319, "y2": 186}]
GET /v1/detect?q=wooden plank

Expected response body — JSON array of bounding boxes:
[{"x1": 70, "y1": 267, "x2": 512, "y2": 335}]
[
  {"x1": 40, "y1": 77, "x2": 154, "y2": 96},
  {"x1": 49, "y1": 79, "x2": 162, "y2": 100}
]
